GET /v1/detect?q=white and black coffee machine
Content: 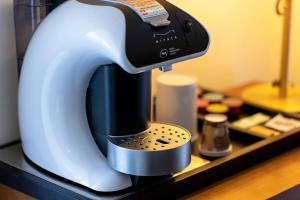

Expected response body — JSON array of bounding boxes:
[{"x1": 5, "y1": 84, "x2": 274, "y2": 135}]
[{"x1": 15, "y1": 0, "x2": 209, "y2": 192}]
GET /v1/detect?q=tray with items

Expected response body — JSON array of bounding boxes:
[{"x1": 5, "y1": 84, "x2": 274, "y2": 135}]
[
  {"x1": 197, "y1": 90, "x2": 300, "y2": 139},
  {"x1": 129, "y1": 88, "x2": 300, "y2": 199}
]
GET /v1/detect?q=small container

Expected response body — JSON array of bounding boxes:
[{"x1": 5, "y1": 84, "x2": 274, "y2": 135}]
[
  {"x1": 206, "y1": 103, "x2": 229, "y2": 115},
  {"x1": 196, "y1": 86, "x2": 203, "y2": 97},
  {"x1": 197, "y1": 98, "x2": 209, "y2": 114},
  {"x1": 199, "y1": 114, "x2": 232, "y2": 157},
  {"x1": 156, "y1": 74, "x2": 198, "y2": 141},
  {"x1": 202, "y1": 93, "x2": 224, "y2": 104},
  {"x1": 223, "y1": 97, "x2": 243, "y2": 119}
]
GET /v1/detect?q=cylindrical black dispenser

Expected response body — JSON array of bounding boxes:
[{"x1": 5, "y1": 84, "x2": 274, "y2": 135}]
[{"x1": 86, "y1": 64, "x2": 151, "y2": 155}]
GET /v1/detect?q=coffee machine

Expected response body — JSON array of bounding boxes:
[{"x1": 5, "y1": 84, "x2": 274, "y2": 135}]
[{"x1": 17, "y1": 0, "x2": 209, "y2": 192}]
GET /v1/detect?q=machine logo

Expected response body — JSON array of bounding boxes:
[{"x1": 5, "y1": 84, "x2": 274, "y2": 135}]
[
  {"x1": 154, "y1": 30, "x2": 177, "y2": 44},
  {"x1": 153, "y1": 30, "x2": 175, "y2": 38},
  {"x1": 160, "y1": 49, "x2": 168, "y2": 58}
]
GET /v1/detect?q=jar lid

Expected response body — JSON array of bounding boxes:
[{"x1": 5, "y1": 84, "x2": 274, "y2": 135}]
[
  {"x1": 223, "y1": 97, "x2": 243, "y2": 108},
  {"x1": 204, "y1": 114, "x2": 228, "y2": 123},
  {"x1": 157, "y1": 74, "x2": 197, "y2": 87},
  {"x1": 206, "y1": 104, "x2": 229, "y2": 114},
  {"x1": 203, "y1": 93, "x2": 224, "y2": 102},
  {"x1": 197, "y1": 98, "x2": 209, "y2": 108}
]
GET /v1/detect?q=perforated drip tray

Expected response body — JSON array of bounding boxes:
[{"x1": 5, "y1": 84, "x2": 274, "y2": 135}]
[
  {"x1": 107, "y1": 123, "x2": 191, "y2": 176},
  {"x1": 112, "y1": 123, "x2": 190, "y2": 151}
]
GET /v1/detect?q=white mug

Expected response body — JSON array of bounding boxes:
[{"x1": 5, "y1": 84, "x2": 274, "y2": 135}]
[{"x1": 156, "y1": 73, "x2": 198, "y2": 141}]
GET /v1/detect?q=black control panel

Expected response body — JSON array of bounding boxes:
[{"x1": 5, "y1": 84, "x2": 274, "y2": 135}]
[
  {"x1": 78, "y1": 0, "x2": 210, "y2": 68},
  {"x1": 122, "y1": 0, "x2": 209, "y2": 68}
]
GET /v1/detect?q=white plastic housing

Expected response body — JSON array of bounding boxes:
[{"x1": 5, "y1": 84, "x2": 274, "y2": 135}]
[
  {"x1": 19, "y1": 0, "x2": 208, "y2": 192},
  {"x1": 19, "y1": 0, "x2": 133, "y2": 192}
]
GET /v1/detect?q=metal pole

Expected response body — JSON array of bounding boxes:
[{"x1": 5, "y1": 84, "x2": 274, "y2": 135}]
[{"x1": 277, "y1": 0, "x2": 292, "y2": 98}]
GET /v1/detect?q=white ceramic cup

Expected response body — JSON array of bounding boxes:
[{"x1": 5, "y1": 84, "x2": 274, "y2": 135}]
[{"x1": 156, "y1": 74, "x2": 198, "y2": 141}]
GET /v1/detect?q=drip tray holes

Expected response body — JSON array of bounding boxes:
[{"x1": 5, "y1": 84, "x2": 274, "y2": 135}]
[
  {"x1": 156, "y1": 138, "x2": 170, "y2": 145},
  {"x1": 114, "y1": 122, "x2": 190, "y2": 151}
]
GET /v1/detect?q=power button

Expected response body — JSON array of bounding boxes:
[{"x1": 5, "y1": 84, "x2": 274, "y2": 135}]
[{"x1": 184, "y1": 20, "x2": 193, "y2": 32}]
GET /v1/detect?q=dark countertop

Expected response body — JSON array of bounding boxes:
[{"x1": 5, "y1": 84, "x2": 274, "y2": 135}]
[
  {"x1": 2, "y1": 125, "x2": 300, "y2": 200},
  {"x1": 0, "y1": 143, "x2": 209, "y2": 200},
  {"x1": 0, "y1": 143, "x2": 127, "y2": 200}
]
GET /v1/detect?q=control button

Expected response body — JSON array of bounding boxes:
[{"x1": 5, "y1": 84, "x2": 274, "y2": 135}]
[
  {"x1": 160, "y1": 49, "x2": 168, "y2": 58},
  {"x1": 184, "y1": 20, "x2": 193, "y2": 32}
]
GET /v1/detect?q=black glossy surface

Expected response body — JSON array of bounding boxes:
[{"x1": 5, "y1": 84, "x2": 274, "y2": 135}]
[
  {"x1": 78, "y1": 0, "x2": 209, "y2": 68},
  {"x1": 269, "y1": 184, "x2": 300, "y2": 200},
  {"x1": 124, "y1": 0, "x2": 209, "y2": 68},
  {"x1": 86, "y1": 65, "x2": 151, "y2": 155}
]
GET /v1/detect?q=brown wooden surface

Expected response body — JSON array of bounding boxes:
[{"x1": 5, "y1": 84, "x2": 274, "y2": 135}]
[
  {"x1": 184, "y1": 147, "x2": 300, "y2": 200},
  {"x1": 0, "y1": 82, "x2": 299, "y2": 199},
  {"x1": 0, "y1": 184, "x2": 34, "y2": 200}
]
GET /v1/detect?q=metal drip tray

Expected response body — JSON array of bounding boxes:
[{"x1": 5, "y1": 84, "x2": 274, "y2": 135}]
[{"x1": 107, "y1": 123, "x2": 191, "y2": 176}]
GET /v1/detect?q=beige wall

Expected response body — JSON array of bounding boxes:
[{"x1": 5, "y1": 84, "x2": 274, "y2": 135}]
[
  {"x1": 290, "y1": 0, "x2": 300, "y2": 85},
  {"x1": 153, "y1": 0, "x2": 300, "y2": 91},
  {"x1": 0, "y1": 0, "x2": 19, "y2": 145}
]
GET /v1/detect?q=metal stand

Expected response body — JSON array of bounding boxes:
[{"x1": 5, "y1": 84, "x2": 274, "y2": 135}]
[{"x1": 242, "y1": 0, "x2": 300, "y2": 113}]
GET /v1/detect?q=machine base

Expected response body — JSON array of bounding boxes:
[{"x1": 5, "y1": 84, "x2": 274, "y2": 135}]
[{"x1": 241, "y1": 83, "x2": 300, "y2": 113}]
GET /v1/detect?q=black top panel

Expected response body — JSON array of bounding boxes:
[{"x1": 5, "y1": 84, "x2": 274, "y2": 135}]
[{"x1": 78, "y1": 0, "x2": 210, "y2": 68}]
